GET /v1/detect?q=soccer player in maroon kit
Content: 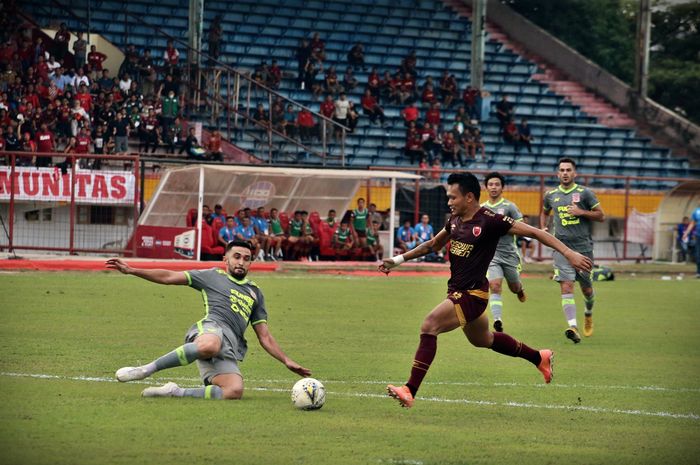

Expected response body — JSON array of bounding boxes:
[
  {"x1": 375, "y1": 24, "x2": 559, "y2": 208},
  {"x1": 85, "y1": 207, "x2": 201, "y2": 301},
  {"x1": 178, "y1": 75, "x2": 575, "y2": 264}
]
[{"x1": 379, "y1": 173, "x2": 592, "y2": 408}]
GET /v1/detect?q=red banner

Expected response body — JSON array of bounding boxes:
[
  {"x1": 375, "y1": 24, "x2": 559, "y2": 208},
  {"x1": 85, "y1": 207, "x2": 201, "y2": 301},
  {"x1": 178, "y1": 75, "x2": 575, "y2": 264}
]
[
  {"x1": 134, "y1": 225, "x2": 196, "y2": 259},
  {"x1": 0, "y1": 167, "x2": 135, "y2": 204}
]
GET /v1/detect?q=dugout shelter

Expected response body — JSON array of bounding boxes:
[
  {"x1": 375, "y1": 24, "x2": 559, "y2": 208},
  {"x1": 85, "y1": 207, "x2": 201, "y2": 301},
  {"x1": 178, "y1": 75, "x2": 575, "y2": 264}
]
[{"x1": 135, "y1": 165, "x2": 421, "y2": 260}]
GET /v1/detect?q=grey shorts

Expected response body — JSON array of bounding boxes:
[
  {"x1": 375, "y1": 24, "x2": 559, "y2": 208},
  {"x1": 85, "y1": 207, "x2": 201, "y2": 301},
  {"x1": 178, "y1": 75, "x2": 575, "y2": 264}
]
[
  {"x1": 553, "y1": 250, "x2": 594, "y2": 288},
  {"x1": 185, "y1": 319, "x2": 242, "y2": 384},
  {"x1": 487, "y1": 260, "x2": 521, "y2": 284}
]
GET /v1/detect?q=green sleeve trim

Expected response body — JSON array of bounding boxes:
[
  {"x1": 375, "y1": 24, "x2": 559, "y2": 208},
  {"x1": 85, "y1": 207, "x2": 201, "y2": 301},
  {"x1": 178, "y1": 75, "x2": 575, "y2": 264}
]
[
  {"x1": 184, "y1": 271, "x2": 192, "y2": 286},
  {"x1": 251, "y1": 319, "x2": 267, "y2": 326}
]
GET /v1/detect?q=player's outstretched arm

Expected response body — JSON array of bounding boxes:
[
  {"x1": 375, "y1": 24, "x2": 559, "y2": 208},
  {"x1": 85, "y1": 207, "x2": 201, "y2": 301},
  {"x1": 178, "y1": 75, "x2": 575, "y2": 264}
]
[
  {"x1": 510, "y1": 222, "x2": 592, "y2": 273},
  {"x1": 105, "y1": 258, "x2": 188, "y2": 285},
  {"x1": 539, "y1": 209, "x2": 550, "y2": 232},
  {"x1": 379, "y1": 228, "x2": 450, "y2": 274},
  {"x1": 253, "y1": 323, "x2": 311, "y2": 377}
]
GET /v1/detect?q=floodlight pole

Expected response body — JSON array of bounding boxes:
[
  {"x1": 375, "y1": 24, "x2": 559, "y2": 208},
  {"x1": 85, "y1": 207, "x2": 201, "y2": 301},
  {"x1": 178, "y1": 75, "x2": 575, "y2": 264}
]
[
  {"x1": 470, "y1": 0, "x2": 486, "y2": 89},
  {"x1": 389, "y1": 176, "x2": 396, "y2": 255},
  {"x1": 634, "y1": 0, "x2": 651, "y2": 98},
  {"x1": 196, "y1": 165, "x2": 204, "y2": 261}
]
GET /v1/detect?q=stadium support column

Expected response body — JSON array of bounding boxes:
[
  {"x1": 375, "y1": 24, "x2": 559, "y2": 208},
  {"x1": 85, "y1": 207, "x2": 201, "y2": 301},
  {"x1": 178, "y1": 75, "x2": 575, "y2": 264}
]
[
  {"x1": 389, "y1": 177, "x2": 396, "y2": 255},
  {"x1": 634, "y1": 0, "x2": 651, "y2": 98},
  {"x1": 470, "y1": 0, "x2": 486, "y2": 90},
  {"x1": 188, "y1": 0, "x2": 204, "y2": 68},
  {"x1": 196, "y1": 166, "x2": 204, "y2": 261}
]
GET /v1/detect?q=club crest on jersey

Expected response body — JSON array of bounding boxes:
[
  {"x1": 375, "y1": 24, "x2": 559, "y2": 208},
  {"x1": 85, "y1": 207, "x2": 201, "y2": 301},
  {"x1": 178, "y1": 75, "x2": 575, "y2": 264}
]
[
  {"x1": 472, "y1": 226, "x2": 482, "y2": 237},
  {"x1": 572, "y1": 193, "x2": 580, "y2": 203}
]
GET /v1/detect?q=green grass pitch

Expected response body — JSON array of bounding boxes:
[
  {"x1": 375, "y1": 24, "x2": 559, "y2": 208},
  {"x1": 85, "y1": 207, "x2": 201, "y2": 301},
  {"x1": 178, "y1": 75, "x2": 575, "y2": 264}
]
[{"x1": 0, "y1": 271, "x2": 699, "y2": 465}]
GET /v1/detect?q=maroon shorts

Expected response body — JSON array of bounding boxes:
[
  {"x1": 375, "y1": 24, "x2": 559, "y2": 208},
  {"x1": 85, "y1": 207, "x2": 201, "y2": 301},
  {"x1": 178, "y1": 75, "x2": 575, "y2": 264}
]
[{"x1": 447, "y1": 289, "x2": 489, "y2": 327}]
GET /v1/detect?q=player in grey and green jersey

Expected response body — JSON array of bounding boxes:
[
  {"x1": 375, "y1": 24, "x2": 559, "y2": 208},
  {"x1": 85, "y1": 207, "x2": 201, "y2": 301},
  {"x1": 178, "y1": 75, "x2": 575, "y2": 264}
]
[
  {"x1": 540, "y1": 157, "x2": 605, "y2": 343},
  {"x1": 481, "y1": 172, "x2": 526, "y2": 333},
  {"x1": 108, "y1": 240, "x2": 310, "y2": 399}
]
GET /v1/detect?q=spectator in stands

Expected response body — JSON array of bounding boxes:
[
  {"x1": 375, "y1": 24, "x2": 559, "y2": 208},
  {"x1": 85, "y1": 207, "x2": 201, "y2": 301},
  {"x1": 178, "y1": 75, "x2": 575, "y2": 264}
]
[
  {"x1": 343, "y1": 66, "x2": 358, "y2": 92},
  {"x1": 163, "y1": 40, "x2": 180, "y2": 75},
  {"x1": 210, "y1": 204, "x2": 226, "y2": 224},
  {"x1": 279, "y1": 104, "x2": 297, "y2": 138},
  {"x1": 181, "y1": 127, "x2": 207, "y2": 159},
  {"x1": 119, "y1": 44, "x2": 140, "y2": 79},
  {"x1": 309, "y1": 32, "x2": 325, "y2": 63},
  {"x1": 396, "y1": 219, "x2": 417, "y2": 253},
  {"x1": 252, "y1": 61, "x2": 269, "y2": 88},
  {"x1": 323, "y1": 65, "x2": 342, "y2": 97},
  {"x1": 73, "y1": 31, "x2": 87, "y2": 71},
  {"x1": 88, "y1": 45, "x2": 107, "y2": 72},
  {"x1": 139, "y1": 109, "x2": 160, "y2": 153},
  {"x1": 208, "y1": 15, "x2": 223, "y2": 64},
  {"x1": 296, "y1": 107, "x2": 316, "y2": 142},
  {"x1": 268, "y1": 60, "x2": 282, "y2": 89},
  {"x1": 333, "y1": 221, "x2": 354, "y2": 251},
  {"x1": 400, "y1": 50, "x2": 417, "y2": 76},
  {"x1": 91, "y1": 124, "x2": 106, "y2": 169},
  {"x1": 361, "y1": 89, "x2": 386, "y2": 126},
  {"x1": 405, "y1": 130, "x2": 425, "y2": 165},
  {"x1": 138, "y1": 48, "x2": 155, "y2": 88},
  {"x1": 503, "y1": 117, "x2": 519, "y2": 146},
  {"x1": 517, "y1": 118, "x2": 533, "y2": 153},
  {"x1": 347, "y1": 42, "x2": 365, "y2": 70},
  {"x1": 440, "y1": 130, "x2": 461, "y2": 167},
  {"x1": 252, "y1": 103, "x2": 269, "y2": 128},
  {"x1": 159, "y1": 74, "x2": 178, "y2": 98},
  {"x1": 401, "y1": 101, "x2": 419, "y2": 127},
  {"x1": 366, "y1": 67, "x2": 381, "y2": 100},
  {"x1": 421, "y1": 83, "x2": 437, "y2": 107},
  {"x1": 466, "y1": 127, "x2": 486, "y2": 160},
  {"x1": 268, "y1": 208, "x2": 286, "y2": 260},
  {"x1": 119, "y1": 73, "x2": 133, "y2": 95},
  {"x1": 219, "y1": 216, "x2": 237, "y2": 246},
  {"x1": 161, "y1": 89, "x2": 179, "y2": 129},
  {"x1": 74, "y1": 125, "x2": 92, "y2": 159},
  {"x1": 72, "y1": 67, "x2": 90, "y2": 91},
  {"x1": 305, "y1": 59, "x2": 323, "y2": 98},
  {"x1": 34, "y1": 122, "x2": 54, "y2": 167},
  {"x1": 439, "y1": 71, "x2": 458, "y2": 108},
  {"x1": 399, "y1": 73, "x2": 416, "y2": 104},
  {"x1": 97, "y1": 69, "x2": 113, "y2": 93},
  {"x1": 207, "y1": 129, "x2": 223, "y2": 161},
  {"x1": 380, "y1": 71, "x2": 400, "y2": 104},
  {"x1": 320, "y1": 95, "x2": 335, "y2": 133},
  {"x1": 53, "y1": 23, "x2": 70, "y2": 62},
  {"x1": 346, "y1": 101, "x2": 359, "y2": 134},
  {"x1": 425, "y1": 102, "x2": 442, "y2": 132},
  {"x1": 496, "y1": 94, "x2": 514, "y2": 134},
  {"x1": 333, "y1": 93, "x2": 350, "y2": 140},
  {"x1": 295, "y1": 39, "x2": 311, "y2": 89},
  {"x1": 70, "y1": 99, "x2": 90, "y2": 135},
  {"x1": 419, "y1": 122, "x2": 438, "y2": 161}
]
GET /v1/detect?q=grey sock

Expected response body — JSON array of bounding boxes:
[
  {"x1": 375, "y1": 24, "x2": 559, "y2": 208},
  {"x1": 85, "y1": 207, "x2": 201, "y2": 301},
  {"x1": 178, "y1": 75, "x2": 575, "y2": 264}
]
[
  {"x1": 562, "y1": 293, "x2": 577, "y2": 325},
  {"x1": 489, "y1": 293, "x2": 503, "y2": 321},
  {"x1": 153, "y1": 343, "x2": 199, "y2": 372},
  {"x1": 182, "y1": 385, "x2": 224, "y2": 400},
  {"x1": 584, "y1": 292, "x2": 595, "y2": 315}
]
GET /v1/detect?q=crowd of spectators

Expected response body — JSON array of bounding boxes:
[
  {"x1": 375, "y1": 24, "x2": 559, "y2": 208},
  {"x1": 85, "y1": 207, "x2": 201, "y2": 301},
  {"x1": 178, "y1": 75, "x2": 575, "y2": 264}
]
[{"x1": 0, "y1": 9, "x2": 224, "y2": 170}]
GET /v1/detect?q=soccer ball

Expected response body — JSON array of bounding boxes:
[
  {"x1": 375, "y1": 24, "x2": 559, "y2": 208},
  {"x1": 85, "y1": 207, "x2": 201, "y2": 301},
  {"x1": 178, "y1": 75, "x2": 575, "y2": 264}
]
[{"x1": 291, "y1": 377, "x2": 326, "y2": 410}]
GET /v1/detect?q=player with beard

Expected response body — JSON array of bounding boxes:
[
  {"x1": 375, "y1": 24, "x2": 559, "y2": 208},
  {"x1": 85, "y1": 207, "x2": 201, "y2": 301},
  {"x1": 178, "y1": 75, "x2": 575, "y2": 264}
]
[
  {"x1": 107, "y1": 241, "x2": 310, "y2": 400},
  {"x1": 379, "y1": 173, "x2": 592, "y2": 408}
]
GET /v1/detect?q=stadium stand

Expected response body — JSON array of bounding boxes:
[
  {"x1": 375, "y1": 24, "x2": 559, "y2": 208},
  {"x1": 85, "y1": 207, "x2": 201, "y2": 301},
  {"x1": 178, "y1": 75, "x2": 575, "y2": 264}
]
[{"x1": 19, "y1": 0, "x2": 692, "y2": 186}]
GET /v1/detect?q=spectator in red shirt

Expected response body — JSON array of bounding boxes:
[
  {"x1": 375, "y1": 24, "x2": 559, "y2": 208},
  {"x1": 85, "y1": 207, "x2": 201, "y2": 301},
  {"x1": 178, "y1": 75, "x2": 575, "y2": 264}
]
[
  {"x1": 361, "y1": 89, "x2": 385, "y2": 126},
  {"x1": 76, "y1": 85, "x2": 93, "y2": 113},
  {"x1": 319, "y1": 94, "x2": 335, "y2": 139},
  {"x1": 503, "y1": 117, "x2": 519, "y2": 145},
  {"x1": 462, "y1": 85, "x2": 479, "y2": 120},
  {"x1": 405, "y1": 131, "x2": 425, "y2": 165},
  {"x1": 268, "y1": 59, "x2": 282, "y2": 89},
  {"x1": 440, "y1": 72, "x2": 458, "y2": 108},
  {"x1": 440, "y1": 131, "x2": 462, "y2": 167},
  {"x1": 421, "y1": 83, "x2": 436, "y2": 107},
  {"x1": 34, "y1": 123, "x2": 55, "y2": 167},
  {"x1": 419, "y1": 122, "x2": 438, "y2": 160},
  {"x1": 425, "y1": 103, "x2": 442, "y2": 131},
  {"x1": 379, "y1": 71, "x2": 399, "y2": 104},
  {"x1": 207, "y1": 129, "x2": 223, "y2": 161},
  {"x1": 399, "y1": 73, "x2": 416, "y2": 104},
  {"x1": 323, "y1": 65, "x2": 342, "y2": 97},
  {"x1": 366, "y1": 67, "x2": 381, "y2": 99},
  {"x1": 309, "y1": 32, "x2": 325, "y2": 62},
  {"x1": 401, "y1": 102, "x2": 419, "y2": 127},
  {"x1": 296, "y1": 108, "x2": 316, "y2": 142},
  {"x1": 75, "y1": 126, "x2": 92, "y2": 155},
  {"x1": 88, "y1": 45, "x2": 107, "y2": 71},
  {"x1": 36, "y1": 55, "x2": 49, "y2": 82}
]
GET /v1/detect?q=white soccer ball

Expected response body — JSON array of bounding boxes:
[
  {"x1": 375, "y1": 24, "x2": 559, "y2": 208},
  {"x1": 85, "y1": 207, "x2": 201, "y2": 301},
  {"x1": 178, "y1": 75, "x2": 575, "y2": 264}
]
[{"x1": 291, "y1": 377, "x2": 326, "y2": 410}]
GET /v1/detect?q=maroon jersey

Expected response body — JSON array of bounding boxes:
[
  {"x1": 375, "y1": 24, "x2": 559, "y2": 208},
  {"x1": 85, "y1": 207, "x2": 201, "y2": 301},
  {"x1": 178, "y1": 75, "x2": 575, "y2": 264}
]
[{"x1": 444, "y1": 207, "x2": 514, "y2": 292}]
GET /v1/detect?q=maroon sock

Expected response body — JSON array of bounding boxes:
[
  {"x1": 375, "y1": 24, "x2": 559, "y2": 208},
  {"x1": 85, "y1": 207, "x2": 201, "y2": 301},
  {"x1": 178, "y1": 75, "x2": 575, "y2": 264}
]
[
  {"x1": 490, "y1": 332, "x2": 542, "y2": 366},
  {"x1": 406, "y1": 333, "x2": 437, "y2": 396}
]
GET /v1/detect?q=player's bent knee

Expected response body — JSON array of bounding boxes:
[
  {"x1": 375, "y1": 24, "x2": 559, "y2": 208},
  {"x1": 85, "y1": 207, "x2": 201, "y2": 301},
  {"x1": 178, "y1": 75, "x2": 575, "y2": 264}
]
[
  {"x1": 489, "y1": 281, "x2": 502, "y2": 294},
  {"x1": 196, "y1": 337, "x2": 221, "y2": 358},
  {"x1": 222, "y1": 387, "x2": 243, "y2": 400}
]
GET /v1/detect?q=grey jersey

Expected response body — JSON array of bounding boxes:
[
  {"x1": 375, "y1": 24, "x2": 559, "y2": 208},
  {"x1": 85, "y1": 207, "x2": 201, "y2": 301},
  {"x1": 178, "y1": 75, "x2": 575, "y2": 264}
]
[
  {"x1": 543, "y1": 184, "x2": 600, "y2": 253},
  {"x1": 482, "y1": 198, "x2": 522, "y2": 262},
  {"x1": 184, "y1": 268, "x2": 268, "y2": 360}
]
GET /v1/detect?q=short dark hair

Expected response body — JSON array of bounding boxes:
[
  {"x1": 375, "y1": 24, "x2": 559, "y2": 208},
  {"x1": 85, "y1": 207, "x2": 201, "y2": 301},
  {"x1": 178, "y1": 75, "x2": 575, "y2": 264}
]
[
  {"x1": 225, "y1": 215, "x2": 235, "y2": 221},
  {"x1": 447, "y1": 172, "x2": 481, "y2": 201},
  {"x1": 558, "y1": 157, "x2": 577, "y2": 169},
  {"x1": 328, "y1": 209, "x2": 336, "y2": 214},
  {"x1": 484, "y1": 172, "x2": 505, "y2": 188},
  {"x1": 214, "y1": 204, "x2": 223, "y2": 210},
  {"x1": 225, "y1": 240, "x2": 254, "y2": 253}
]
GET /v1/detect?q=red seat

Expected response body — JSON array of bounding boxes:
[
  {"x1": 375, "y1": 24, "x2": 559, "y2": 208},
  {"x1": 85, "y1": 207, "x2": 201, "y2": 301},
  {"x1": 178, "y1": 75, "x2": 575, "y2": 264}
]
[
  {"x1": 200, "y1": 221, "x2": 224, "y2": 259},
  {"x1": 186, "y1": 208, "x2": 197, "y2": 227},
  {"x1": 279, "y1": 212, "x2": 290, "y2": 232}
]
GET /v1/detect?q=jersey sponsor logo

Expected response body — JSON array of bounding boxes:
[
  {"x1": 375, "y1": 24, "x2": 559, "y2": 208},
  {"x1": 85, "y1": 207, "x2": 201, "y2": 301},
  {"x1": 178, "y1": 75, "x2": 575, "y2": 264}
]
[
  {"x1": 472, "y1": 226, "x2": 482, "y2": 237},
  {"x1": 497, "y1": 208, "x2": 505, "y2": 215},
  {"x1": 556, "y1": 205, "x2": 581, "y2": 226},
  {"x1": 572, "y1": 193, "x2": 580, "y2": 203},
  {"x1": 450, "y1": 240, "x2": 474, "y2": 257},
  {"x1": 554, "y1": 197, "x2": 560, "y2": 202}
]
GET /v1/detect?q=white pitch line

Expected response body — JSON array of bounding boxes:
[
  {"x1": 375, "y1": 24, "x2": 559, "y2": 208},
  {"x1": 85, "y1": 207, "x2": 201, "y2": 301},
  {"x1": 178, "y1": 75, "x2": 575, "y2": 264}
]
[{"x1": 1, "y1": 372, "x2": 698, "y2": 421}]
